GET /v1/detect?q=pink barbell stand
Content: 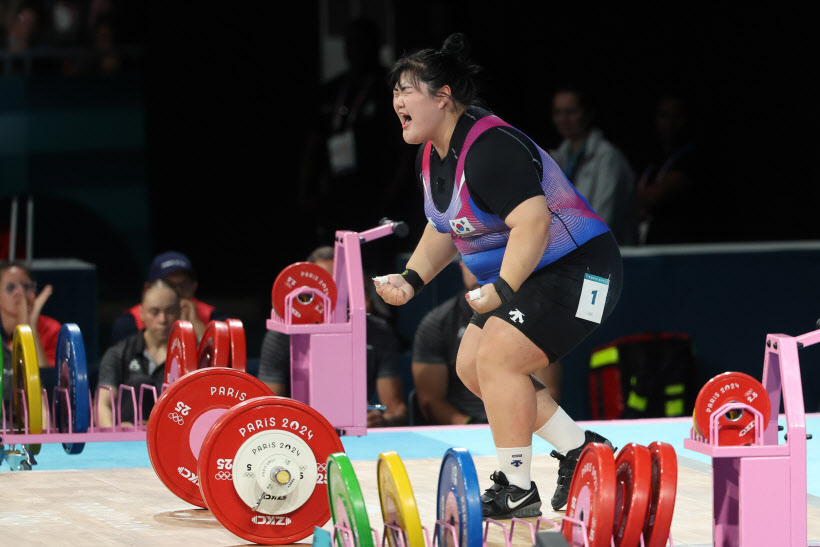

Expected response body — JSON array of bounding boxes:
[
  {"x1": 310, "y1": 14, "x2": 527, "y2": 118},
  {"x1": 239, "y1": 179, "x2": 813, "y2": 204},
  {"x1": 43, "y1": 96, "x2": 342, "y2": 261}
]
[
  {"x1": 685, "y1": 327, "x2": 820, "y2": 547},
  {"x1": 267, "y1": 223, "x2": 401, "y2": 437}
]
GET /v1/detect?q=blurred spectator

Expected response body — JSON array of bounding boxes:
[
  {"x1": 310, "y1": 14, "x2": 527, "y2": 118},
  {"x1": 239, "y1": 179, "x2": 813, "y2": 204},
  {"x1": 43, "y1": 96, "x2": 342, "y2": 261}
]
[
  {"x1": 73, "y1": 12, "x2": 121, "y2": 75},
  {"x1": 86, "y1": 0, "x2": 110, "y2": 31},
  {"x1": 110, "y1": 251, "x2": 228, "y2": 345},
  {"x1": 2, "y1": 2, "x2": 42, "y2": 74},
  {"x1": 5, "y1": 1, "x2": 39, "y2": 51},
  {"x1": 636, "y1": 91, "x2": 701, "y2": 244},
  {"x1": 411, "y1": 259, "x2": 563, "y2": 425},
  {"x1": 258, "y1": 245, "x2": 408, "y2": 427},
  {"x1": 96, "y1": 278, "x2": 179, "y2": 427},
  {"x1": 550, "y1": 85, "x2": 638, "y2": 245},
  {"x1": 0, "y1": 262, "x2": 60, "y2": 390},
  {"x1": 297, "y1": 17, "x2": 416, "y2": 249},
  {"x1": 47, "y1": 0, "x2": 83, "y2": 47}
]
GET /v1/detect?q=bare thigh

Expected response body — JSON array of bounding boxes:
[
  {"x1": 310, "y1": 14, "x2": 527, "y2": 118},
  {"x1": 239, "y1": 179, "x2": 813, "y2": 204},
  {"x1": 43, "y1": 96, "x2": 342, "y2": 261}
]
[
  {"x1": 455, "y1": 323, "x2": 484, "y2": 397},
  {"x1": 476, "y1": 317, "x2": 550, "y2": 378}
]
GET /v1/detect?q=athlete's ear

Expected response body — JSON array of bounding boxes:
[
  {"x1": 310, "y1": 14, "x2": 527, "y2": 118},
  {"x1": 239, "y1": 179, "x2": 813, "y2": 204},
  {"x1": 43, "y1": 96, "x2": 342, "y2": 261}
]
[{"x1": 437, "y1": 85, "x2": 453, "y2": 109}]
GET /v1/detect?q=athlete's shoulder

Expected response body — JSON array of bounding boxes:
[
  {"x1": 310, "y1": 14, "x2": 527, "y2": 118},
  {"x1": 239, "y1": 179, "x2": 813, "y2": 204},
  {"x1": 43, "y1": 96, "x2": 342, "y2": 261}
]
[
  {"x1": 468, "y1": 120, "x2": 540, "y2": 166},
  {"x1": 461, "y1": 107, "x2": 529, "y2": 146},
  {"x1": 464, "y1": 105, "x2": 495, "y2": 122}
]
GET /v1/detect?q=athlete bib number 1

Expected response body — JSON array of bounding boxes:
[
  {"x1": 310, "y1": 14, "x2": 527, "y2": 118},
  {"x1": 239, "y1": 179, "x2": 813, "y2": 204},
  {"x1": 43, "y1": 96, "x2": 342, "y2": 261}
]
[{"x1": 575, "y1": 273, "x2": 609, "y2": 323}]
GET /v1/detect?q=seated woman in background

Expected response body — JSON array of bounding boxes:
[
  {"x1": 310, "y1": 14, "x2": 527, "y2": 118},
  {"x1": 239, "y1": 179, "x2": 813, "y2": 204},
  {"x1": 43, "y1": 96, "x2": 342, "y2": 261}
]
[
  {"x1": 1, "y1": 261, "x2": 61, "y2": 402},
  {"x1": 96, "y1": 279, "x2": 180, "y2": 427}
]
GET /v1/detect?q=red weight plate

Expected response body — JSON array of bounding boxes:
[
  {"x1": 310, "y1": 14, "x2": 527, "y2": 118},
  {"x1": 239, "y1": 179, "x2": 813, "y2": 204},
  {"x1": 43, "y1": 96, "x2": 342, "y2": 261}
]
[
  {"x1": 643, "y1": 441, "x2": 677, "y2": 547},
  {"x1": 271, "y1": 262, "x2": 337, "y2": 324},
  {"x1": 197, "y1": 320, "x2": 231, "y2": 369},
  {"x1": 146, "y1": 367, "x2": 272, "y2": 507},
  {"x1": 226, "y1": 318, "x2": 247, "y2": 372},
  {"x1": 613, "y1": 443, "x2": 652, "y2": 547},
  {"x1": 198, "y1": 396, "x2": 344, "y2": 545},
  {"x1": 165, "y1": 321, "x2": 198, "y2": 385},
  {"x1": 694, "y1": 371, "x2": 771, "y2": 445},
  {"x1": 561, "y1": 443, "x2": 617, "y2": 547}
]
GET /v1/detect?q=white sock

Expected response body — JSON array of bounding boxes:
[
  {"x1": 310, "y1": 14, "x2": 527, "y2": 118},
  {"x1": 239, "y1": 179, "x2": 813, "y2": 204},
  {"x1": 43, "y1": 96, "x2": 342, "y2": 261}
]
[
  {"x1": 534, "y1": 406, "x2": 586, "y2": 455},
  {"x1": 497, "y1": 446, "x2": 532, "y2": 489}
]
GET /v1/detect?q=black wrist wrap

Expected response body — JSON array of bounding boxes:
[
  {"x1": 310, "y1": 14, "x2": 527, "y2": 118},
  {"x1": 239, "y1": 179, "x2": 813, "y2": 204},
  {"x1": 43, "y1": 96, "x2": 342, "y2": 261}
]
[
  {"x1": 493, "y1": 276, "x2": 516, "y2": 304},
  {"x1": 401, "y1": 269, "x2": 425, "y2": 295}
]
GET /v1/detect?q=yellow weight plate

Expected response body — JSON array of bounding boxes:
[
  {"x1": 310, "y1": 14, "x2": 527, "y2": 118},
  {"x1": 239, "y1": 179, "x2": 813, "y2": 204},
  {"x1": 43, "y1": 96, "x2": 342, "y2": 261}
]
[
  {"x1": 693, "y1": 408, "x2": 702, "y2": 437},
  {"x1": 12, "y1": 325, "x2": 42, "y2": 455},
  {"x1": 377, "y1": 450, "x2": 424, "y2": 547}
]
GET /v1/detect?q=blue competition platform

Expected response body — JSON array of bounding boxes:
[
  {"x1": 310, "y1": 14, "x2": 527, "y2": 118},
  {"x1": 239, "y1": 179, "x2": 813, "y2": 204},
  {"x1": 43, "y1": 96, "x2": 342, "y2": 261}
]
[{"x1": 4, "y1": 415, "x2": 819, "y2": 500}]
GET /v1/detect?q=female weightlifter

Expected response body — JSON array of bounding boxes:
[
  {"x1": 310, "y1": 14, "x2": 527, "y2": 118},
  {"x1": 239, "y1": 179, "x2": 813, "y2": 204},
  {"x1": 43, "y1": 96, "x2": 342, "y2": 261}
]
[{"x1": 374, "y1": 33, "x2": 622, "y2": 519}]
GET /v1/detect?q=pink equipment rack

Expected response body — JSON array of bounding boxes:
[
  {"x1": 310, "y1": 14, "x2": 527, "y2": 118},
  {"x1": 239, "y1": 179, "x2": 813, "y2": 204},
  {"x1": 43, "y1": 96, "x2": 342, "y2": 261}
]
[
  {"x1": 266, "y1": 220, "x2": 407, "y2": 437},
  {"x1": 1, "y1": 382, "x2": 154, "y2": 469},
  {"x1": 685, "y1": 326, "x2": 820, "y2": 547},
  {"x1": 1, "y1": 383, "x2": 154, "y2": 444}
]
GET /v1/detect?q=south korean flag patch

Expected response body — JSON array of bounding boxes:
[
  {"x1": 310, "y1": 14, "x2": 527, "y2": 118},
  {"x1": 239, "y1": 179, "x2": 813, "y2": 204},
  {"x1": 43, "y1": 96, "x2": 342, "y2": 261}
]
[{"x1": 449, "y1": 217, "x2": 476, "y2": 236}]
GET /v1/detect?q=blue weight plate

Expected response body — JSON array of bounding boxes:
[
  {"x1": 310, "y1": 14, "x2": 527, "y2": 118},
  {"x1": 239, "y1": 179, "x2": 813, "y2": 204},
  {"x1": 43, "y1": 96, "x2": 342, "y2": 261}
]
[
  {"x1": 436, "y1": 447, "x2": 483, "y2": 547},
  {"x1": 54, "y1": 323, "x2": 90, "y2": 454}
]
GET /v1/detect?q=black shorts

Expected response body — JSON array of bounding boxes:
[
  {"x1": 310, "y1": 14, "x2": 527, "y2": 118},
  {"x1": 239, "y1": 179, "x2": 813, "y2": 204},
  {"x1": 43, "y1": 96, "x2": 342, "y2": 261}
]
[{"x1": 469, "y1": 231, "x2": 623, "y2": 363}]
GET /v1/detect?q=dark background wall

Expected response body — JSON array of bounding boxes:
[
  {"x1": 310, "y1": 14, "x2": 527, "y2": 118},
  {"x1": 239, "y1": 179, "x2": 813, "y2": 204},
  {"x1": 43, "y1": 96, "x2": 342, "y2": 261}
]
[
  {"x1": 137, "y1": 3, "x2": 820, "y2": 365},
  {"x1": 141, "y1": 3, "x2": 820, "y2": 286},
  {"x1": 3, "y1": 2, "x2": 819, "y2": 415}
]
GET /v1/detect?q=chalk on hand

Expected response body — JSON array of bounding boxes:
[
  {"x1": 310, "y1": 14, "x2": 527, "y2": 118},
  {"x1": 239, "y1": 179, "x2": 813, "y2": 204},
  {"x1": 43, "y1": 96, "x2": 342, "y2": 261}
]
[
  {"x1": 468, "y1": 288, "x2": 482, "y2": 301},
  {"x1": 373, "y1": 275, "x2": 389, "y2": 287}
]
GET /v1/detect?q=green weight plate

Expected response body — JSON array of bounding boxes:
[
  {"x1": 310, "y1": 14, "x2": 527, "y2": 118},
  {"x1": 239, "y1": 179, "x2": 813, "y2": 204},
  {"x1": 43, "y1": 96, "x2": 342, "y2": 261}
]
[{"x1": 327, "y1": 452, "x2": 374, "y2": 547}]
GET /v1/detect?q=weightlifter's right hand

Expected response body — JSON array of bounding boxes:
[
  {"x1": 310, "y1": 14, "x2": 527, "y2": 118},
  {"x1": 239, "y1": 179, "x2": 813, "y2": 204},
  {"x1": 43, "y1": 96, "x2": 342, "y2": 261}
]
[{"x1": 372, "y1": 274, "x2": 414, "y2": 306}]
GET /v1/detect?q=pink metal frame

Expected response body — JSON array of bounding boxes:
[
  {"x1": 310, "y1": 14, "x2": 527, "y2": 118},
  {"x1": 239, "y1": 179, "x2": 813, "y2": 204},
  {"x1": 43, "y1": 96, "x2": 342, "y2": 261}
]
[
  {"x1": 331, "y1": 489, "x2": 671, "y2": 546},
  {"x1": 266, "y1": 223, "x2": 400, "y2": 437},
  {"x1": 345, "y1": 515, "x2": 570, "y2": 547},
  {"x1": 684, "y1": 327, "x2": 820, "y2": 547},
  {"x1": 1, "y1": 383, "x2": 154, "y2": 447}
]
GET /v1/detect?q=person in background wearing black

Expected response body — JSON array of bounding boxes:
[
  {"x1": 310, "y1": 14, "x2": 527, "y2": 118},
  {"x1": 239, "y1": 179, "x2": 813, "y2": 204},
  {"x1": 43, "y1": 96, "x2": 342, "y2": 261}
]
[
  {"x1": 636, "y1": 91, "x2": 701, "y2": 244},
  {"x1": 97, "y1": 279, "x2": 179, "y2": 427},
  {"x1": 296, "y1": 17, "x2": 418, "y2": 263}
]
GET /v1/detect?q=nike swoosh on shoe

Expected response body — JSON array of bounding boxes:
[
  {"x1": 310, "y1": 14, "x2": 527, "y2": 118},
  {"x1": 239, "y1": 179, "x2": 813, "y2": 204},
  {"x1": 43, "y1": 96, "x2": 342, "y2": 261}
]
[{"x1": 506, "y1": 491, "x2": 535, "y2": 510}]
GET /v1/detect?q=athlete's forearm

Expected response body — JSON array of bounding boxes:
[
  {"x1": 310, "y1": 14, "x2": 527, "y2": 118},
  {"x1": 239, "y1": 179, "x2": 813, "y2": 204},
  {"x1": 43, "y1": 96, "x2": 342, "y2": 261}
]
[{"x1": 405, "y1": 223, "x2": 458, "y2": 283}]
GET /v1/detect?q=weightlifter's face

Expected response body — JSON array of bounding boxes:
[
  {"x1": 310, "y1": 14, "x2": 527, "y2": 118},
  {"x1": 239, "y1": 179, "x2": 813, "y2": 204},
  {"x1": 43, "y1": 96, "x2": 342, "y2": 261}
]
[{"x1": 393, "y1": 73, "x2": 446, "y2": 145}]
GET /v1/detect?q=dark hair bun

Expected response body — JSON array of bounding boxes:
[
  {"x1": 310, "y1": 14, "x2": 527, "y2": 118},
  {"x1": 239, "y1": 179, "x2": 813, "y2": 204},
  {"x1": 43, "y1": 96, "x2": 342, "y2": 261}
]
[{"x1": 441, "y1": 33, "x2": 470, "y2": 64}]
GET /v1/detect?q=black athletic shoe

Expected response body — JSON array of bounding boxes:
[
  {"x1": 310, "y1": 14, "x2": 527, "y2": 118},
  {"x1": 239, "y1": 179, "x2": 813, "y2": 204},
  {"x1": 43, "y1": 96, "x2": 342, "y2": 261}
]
[
  {"x1": 549, "y1": 430, "x2": 615, "y2": 511},
  {"x1": 481, "y1": 471, "x2": 542, "y2": 519}
]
